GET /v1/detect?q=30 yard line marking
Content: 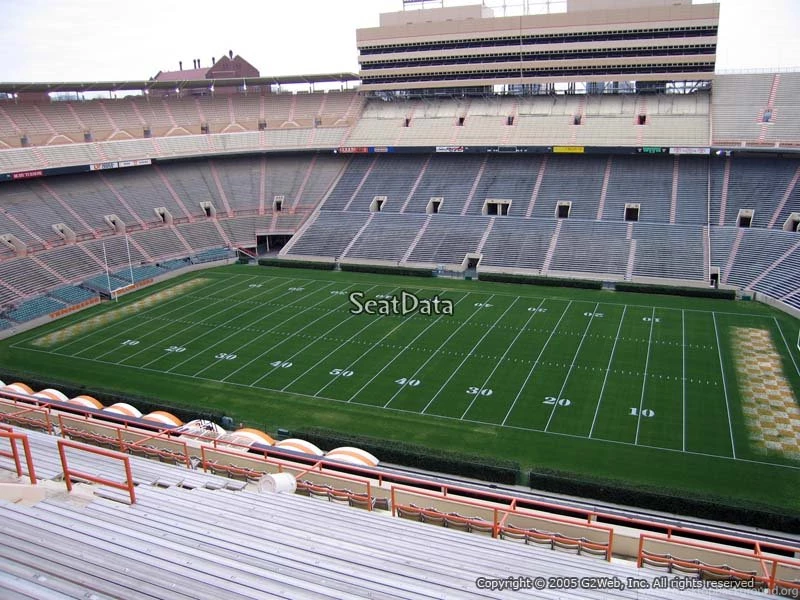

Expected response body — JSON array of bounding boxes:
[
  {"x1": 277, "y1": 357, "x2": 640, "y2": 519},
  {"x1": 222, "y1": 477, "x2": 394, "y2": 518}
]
[
  {"x1": 682, "y1": 308, "x2": 687, "y2": 453},
  {"x1": 500, "y1": 301, "x2": 572, "y2": 427},
  {"x1": 634, "y1": 307, "x2": 656, "y2": 445},
  {"x1": 544, "y1": 302, "x2": 599, "y2": 432},
  {"x1": 217, "y1": 283, "x2": 363, "y2": 382},
  {"x1": 173, "y1": 281, "x2": 339, "y2": 375},
  {"x1": 421, "y1": 296, "x2": 517, "y2": 415},
  {"x1": 274, "y1": 286, "x2": 400, "y2": 392},
  {"x1": 16, "y1": 343, "x2": 800, "y2": 471},
  {"x1": 384, "y1": 294, "x2": 497, "y2": 410},
  {"x1": 588, "y1": 305, "x2": 627, "y2": 438},
  {"x1": 712, "y1": 311, "x2": 737, "y2": 459},
  {"x1": 460, "y1": 297, "x2": 546, "y2": 420},
  {"x1": 347, "y1": 293, "x2": 472, "y2": 403}
]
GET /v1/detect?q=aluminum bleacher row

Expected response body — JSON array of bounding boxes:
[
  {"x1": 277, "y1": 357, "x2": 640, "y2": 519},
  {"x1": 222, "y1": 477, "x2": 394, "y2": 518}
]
[{"x1": 0, "y1": 420, "x2": 788, "y2": 599}]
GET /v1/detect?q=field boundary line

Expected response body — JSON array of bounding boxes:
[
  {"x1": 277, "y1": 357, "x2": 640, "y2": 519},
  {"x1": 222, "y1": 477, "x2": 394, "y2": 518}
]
[
  {"x1": 170, "y1": 281, "x2": 340, "y2": 375},
  {"x1": 384, "y1": 294, "x2": 497, "y2": 410},
  {"x1": 460, "y1": 297, "x2": 546, "y2": 420},
  {"x1": 420, "y1": 296, "x2": 518, "y2": 415},
  {"x1": 18, "y1": 344, "x2": 800, "y2": 471},
  {"x1": 634, "y1": 307, "x2": 657, "y2": 445},
  {"x1": 347, "y1": 293, "x2": 472, "y2": 403},
  {"x1": 774, "y1": 317, "x2": 800, "y2": 377},
  {"x1": 588, "y1": 305, "x2": 627, "y2": 438},
  {"x1": 500, "y1": 301, "x2": 573, "y2": 426},
  {"x1": 544, "y1": 302, "x2": 600, "y2": 432},
  {"x1": 712, "y1": 311, "x2": 737, "y2": 459}
]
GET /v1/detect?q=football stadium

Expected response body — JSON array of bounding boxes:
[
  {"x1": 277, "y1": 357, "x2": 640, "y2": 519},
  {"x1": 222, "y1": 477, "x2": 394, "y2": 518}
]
[{"x1": 0, "y1": 0, "x2": 799, "y2": 597}]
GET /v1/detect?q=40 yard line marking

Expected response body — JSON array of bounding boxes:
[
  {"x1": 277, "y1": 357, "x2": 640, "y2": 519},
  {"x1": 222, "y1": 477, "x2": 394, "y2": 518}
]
[
  {"x1": 634, "y1": 307, "x2": 656, "y2": 445},
  {"x1": 712, "y1": 311, "x2": 737, "y2": 459},
  {"x1": 347, "y1": 293, "x2": 472, "y2": 403},
  {"x1": 500, "y1": 301, "x2": 572, "y2": 427},
  {"x1": 384, "y1": 294, "x2": 497, "y2": 410},
  {"x1": 588, "y1": 305, "x2": 627, "y2": 438},
  {"x1": 460, "y1": 297, "x2": 546, "y2": 420},
  {"x1": 421, "y1": 296, "x2": 517, "y2": 415},
  {"x1": 544, "y1": 302, "x2": 599, "y2": 432}
]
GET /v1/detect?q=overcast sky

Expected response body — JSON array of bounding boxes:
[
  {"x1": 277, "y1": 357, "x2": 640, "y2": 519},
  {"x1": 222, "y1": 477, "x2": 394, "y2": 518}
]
[{"x1": 0, "y1": 0, "x2": 797, "y2": 82}]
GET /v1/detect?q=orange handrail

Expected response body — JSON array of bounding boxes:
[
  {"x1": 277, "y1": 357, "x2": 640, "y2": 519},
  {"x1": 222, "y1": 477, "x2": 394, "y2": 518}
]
[
  {"x1": 0, "y1": 428, "x2": 37, "y2": 484},
  {"x1": 57, "y1": 438, "x2": 136, "y2": 504}
]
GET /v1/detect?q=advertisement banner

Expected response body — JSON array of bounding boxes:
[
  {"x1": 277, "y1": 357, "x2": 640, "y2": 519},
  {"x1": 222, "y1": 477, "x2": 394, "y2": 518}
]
[
  {"x1": 435, "y1": 146, "x2": 465, "y2": 153},
  {"x1": 11, "y1": 169, "x2": 44, "y2": 180},
  {"x1": 669, "y1": 147, "x2": 711, "y2": 155},
  {"x1": 89, "y1": 161, "x2": 119, "y2": 171},
  {"x1": 553, "y1": 146, "x2": 585, "y2": 154}
]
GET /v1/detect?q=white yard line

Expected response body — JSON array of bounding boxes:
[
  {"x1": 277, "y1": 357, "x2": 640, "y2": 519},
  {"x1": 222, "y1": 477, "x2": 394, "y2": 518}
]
[
  {"x1": 774, "y1": 317, "x2": 800, "y2": 377},
  {"x1": 173, "y1": 282, "x2": 339, "y2": 375},
  {"x1": 634, "y1": 307, "x2": 656, "y2": 445},
  {"x1": 682, "y1": 309, "x2": 687, "y2": 453},
  {"x1": 384, "y1": 294, "x2": 497, "y2": 410},
  {"x1": 500, "y1": 301, "x2": 573, "y2": 427},
  {"x1": 313, "y1": 288, "x2": 434, "y2": 397},
  {"x1": 543, "y1": 302, "x2": 600, "y2": 432},
  {"x1": 460, "y1": 298, "x2": 546, "y2": 420},
  {"x1": 54, "y1": 274, "x2": 249, "y2": 354},
  {"x1": 216, "y1": 284, "x2": 363, "y2": 382},
  {"x1": 79, "y1": 275, "x2": 261, "y2": 360},
  {"x1": 347, "y1": 293, "x2": 472, "y2": 403},
  {"x1": 420, "y1": 296, "x2": 518, "y2": 415},
  {"x1": 125, "y1": 278, "x2": 297, "y2": 367},
  {"x1": 588, "y1": 305, "x2": 627, "y2": 439},
  {"x1": 24, "y1": 344, "x2": 798, "y2": 471},
  {"x1": 712, "y1": 311, "x2": 737, "y2": 459}
]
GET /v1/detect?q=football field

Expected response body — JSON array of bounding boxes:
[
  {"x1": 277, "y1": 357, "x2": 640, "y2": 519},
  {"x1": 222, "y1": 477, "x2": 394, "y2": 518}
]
[{"x1": 3, "y1": 265, "x2": 800, "y2": 512}]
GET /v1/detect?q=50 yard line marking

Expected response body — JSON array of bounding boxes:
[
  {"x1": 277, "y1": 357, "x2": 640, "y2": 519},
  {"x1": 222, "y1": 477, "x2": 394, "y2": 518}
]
[
  {"x1": 460, "y1": 297, "x2": 546, "y2": 420},
  {"x1": 501, "y1": 300, "x2": 573, "y2": 427},
  {"x1": 544, "y1": 302, "x2": 599, "y2": 432},
  {"x1": 712, "y1": 311, "x2": 737, "y2": 459},
  {"x1": 588, "y1": 305, "x2": 627, "y2": 438}
]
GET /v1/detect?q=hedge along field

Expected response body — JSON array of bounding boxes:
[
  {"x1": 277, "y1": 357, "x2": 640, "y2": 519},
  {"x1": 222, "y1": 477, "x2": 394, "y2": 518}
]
[{"x1": 1, "y1": 264, "x2": 798, "y2": 524}]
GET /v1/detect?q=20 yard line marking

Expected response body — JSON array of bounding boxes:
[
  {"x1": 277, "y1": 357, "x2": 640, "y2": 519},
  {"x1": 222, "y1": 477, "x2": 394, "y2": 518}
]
[
  {"x1": 634, "y1": 307, "x2": 656, "y2": 445},
  {"x1": 544, "y1": 302, "x2": 600, "y2": 432},
  {"x1": 500, "y1": 301, "x2": 572, "y2": 427},
  {"x1": 421, "y1": 296, "x2": 519, "y2": 415},
  {"x1": 460, "y1": 297, "x2": 546, "y2": 420},
  {"x1": 347, "y1": 293, "x2": 472, "y2": 403},
  {"x1": 384, "y1": 294, "x2": 497, "y2": 410},
  {"x1": 588, "y1": 305, "x2": 627, "y2": 438},
  {"x1": 712, "y1": 311, "x2": 737, "y2": 459}
]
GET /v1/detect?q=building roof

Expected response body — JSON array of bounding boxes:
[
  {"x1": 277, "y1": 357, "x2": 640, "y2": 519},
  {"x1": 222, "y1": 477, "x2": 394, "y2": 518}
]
[{"x1": 154, "y1": 67, "x2": 210, "y2": 81}]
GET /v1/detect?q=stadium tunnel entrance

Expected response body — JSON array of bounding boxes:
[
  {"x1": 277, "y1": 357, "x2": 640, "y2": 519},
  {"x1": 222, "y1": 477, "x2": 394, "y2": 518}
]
[{"x1": 259, "y1": 233, "x2": 292, "y2": 255}]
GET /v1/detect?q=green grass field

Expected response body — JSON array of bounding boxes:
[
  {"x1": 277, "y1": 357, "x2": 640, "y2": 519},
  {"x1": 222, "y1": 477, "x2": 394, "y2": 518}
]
[{"x1": 2, "y1": 265, "x2": 799, "y2": 513}]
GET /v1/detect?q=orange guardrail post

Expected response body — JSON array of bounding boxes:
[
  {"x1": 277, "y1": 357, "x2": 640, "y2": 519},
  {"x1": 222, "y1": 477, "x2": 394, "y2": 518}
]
[{"x1": 57, "y1": 438, "x2": 136, "y2": 504}]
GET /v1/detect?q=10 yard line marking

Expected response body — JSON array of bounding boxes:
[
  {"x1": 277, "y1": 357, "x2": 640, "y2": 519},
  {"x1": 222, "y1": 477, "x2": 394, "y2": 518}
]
[
  {"x1": 712, "y1": 311, "x2": 737, "y2": 460},
  {"x1": 634, "y1": 307, "x2": 656, "y2": 445},
  {"x1": 544, "y1": 302, "x2": 599, "y2": 433},
  {"x1": 460, "y1": 297, "x2": 546, "y2": 420},
  {"x1": 421, "y1": 296, "x2": 519, "y2": 415},
  {"x1": 588, "y1": 305, "x2": 627, "y2": 439},
  {"x1": 384, "y1": 294, "x2": 497, "y2": 410},
  {"x1": 347, "y1": 293, "x2": 472, "y2": 403},
  {"x1": 500, "y1": 301, "x2": 573, "y2": 427}
]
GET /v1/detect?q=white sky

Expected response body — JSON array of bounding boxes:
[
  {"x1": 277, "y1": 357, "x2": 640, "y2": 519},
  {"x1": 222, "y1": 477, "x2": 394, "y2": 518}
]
[{"x1": 0, "y1": 0, "x2": 797, "y2": 82}]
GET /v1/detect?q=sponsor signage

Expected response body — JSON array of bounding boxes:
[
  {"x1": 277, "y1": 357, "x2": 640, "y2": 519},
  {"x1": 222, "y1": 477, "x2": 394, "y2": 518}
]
[
  {"x1": 553, "y1": 146, "x2": 585, "y2": 154},
  {"x1": 337, "y1": 146, "x2": 370, "y2": 154},
  {"x1": 89, "y1": 161, "x2": 119, "y2": 171},
  {"x1": 640, "y1": 146, "x2": 668, "y2": 154},
  {"x1": 669, "y1": 147, "x2": 711, "y2": 155},
  {"x1": 435, "y1": 146, "x2": 465, "y2": 153},
  {"x1": 11, "y1": 169, "x2": 44, "y2": 180}
]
